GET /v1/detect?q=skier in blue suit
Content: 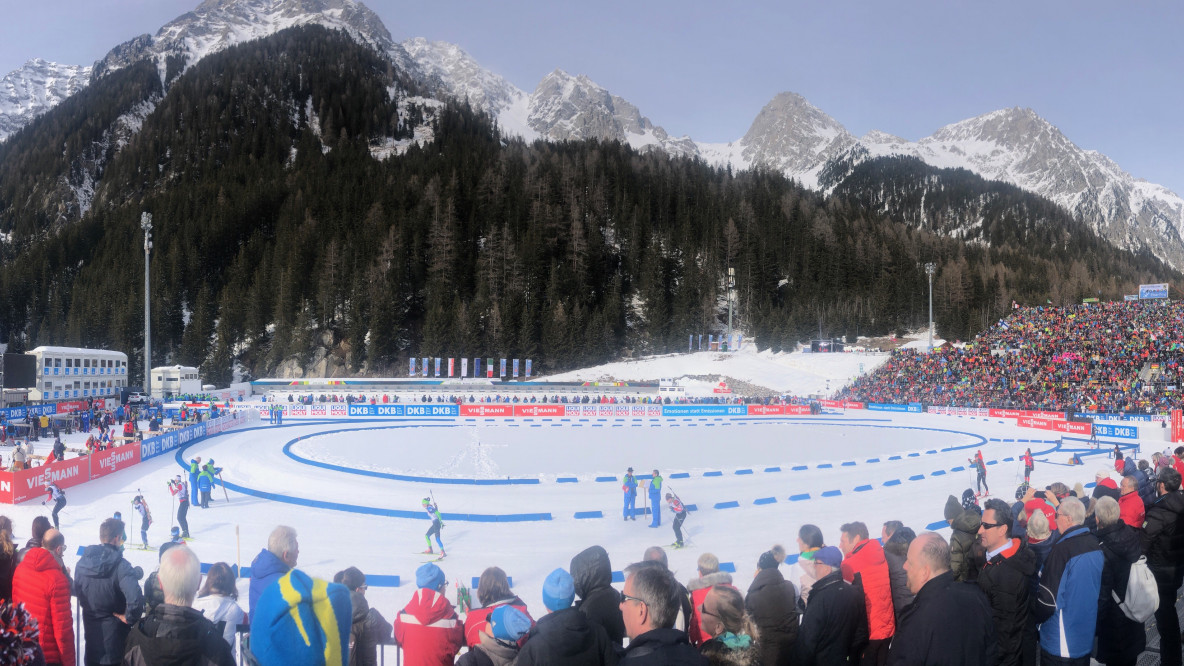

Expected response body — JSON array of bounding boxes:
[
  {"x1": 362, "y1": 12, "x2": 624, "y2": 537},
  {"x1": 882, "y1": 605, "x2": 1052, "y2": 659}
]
[
  {"x1": 648, "y1": 469, "x2": 663, "y2": 527},
  {"x1": 622, "y1": 467, "x2": 637, "y2": 520}
]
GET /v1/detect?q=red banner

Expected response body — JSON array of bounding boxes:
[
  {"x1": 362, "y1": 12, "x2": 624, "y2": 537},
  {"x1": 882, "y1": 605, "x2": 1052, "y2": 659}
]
[
  {"x1": 819, "y1": 400, "x2": 843, "y2": 409},
  {"x1": 843, "y1": 401, "x2": 865, "y2": 410},
  {"x1": 1017, "y1": 417, "x2": 1054, "y2": 430},
  {"x1": 1054, "y1": 421, "x2": 1093, "y2": 435},
  {"x1": 747, "y1": 405, "x2": 784, "y2": 416},
  {"x1": 514, "y1": 405, "x2": 565, "y2": 417},
  {"x1": 89, "y1": 444, "x2": 142, "y2": 479},
  {"x1": 1174, "y1": 409, "x2": 1183, "y2": 443},
  {"x1": 460, "y1": 405, "x2": 512, "y2": 417},
  {"x1": 10, "y1": 457, "x2": 89, "y2": 504},
  {"x1": 785, "y1": 405, "x2": 813, "y2": 415},
  {"x1": 56, "y1": 401, "x2": 88, "y2": 414}
]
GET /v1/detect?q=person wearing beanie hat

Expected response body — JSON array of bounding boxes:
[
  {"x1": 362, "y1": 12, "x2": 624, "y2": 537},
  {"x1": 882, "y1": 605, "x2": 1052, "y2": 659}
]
[
  {"x1": 516, "y1": 566, "x2": 616, "y2": 666},
  {"x1": 796, "y1": 545, "x2": 866, "y2": 665},
  {"x1": 457, "y1": 606, "x2": 530, "y2": 666},
  {"x1": 248, "y1": 568, "x2": 351, "y2": 666},
  {"x1": 394, "y1": 563, "x2": 464, "y2": 666},
  {"x1": 746, "y1": 544, "x2": 797, "y2": 666},
  {"x1": 947, "y1": 492, "x2": 983, "y2": 583}
]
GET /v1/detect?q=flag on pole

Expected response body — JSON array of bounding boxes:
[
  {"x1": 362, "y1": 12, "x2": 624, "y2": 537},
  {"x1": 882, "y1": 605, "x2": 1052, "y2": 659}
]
[
  {"x1": 500, "y1": 359, "x2": 507, "y2": 378},
  {"x1": 434, "y1": 358, "x2": 441, "y2": 377},
  {"x1": 512, "y1": 359, "x2": 519, "y2": 378},
  {"x1": 474, "y1": 357, "x2": 481, "y2": 377},
  {"x1": 487, "y1": 358, "x2": 494, "y2": 378},
  {"x1": 525, "y1": 359, "x2": 532, "y2": 378},
  {"x1": 422, "y1": 358, "x2": 429, "y2": 377},
  {"x1": 461, "y1": 358, "x2": 468, "y2": 377},
  {"x1": 448, "y1": 358, "x2": 455, "y2": 377},
  {"x1": 409, "y1": 358, "x2": 416, "y2": 377}
]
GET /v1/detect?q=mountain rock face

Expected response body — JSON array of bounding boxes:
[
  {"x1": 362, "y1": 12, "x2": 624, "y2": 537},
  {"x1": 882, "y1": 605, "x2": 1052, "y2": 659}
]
[
  {"x1": 736, "y1": 92, "x2": 858, "y2": 189},
  {"x1": 0, "y1": 59, "x2": 92, "y2": 142}
]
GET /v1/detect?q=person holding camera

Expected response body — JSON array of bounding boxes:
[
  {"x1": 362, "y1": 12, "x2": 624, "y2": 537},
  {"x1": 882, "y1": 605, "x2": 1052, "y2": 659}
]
[{"x1": 75, "y1": 517, "x2": 145, "y2": 666}]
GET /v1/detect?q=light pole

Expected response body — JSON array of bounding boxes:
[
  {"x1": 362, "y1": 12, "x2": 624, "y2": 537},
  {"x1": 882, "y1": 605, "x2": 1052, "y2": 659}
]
[
  {"x1": 141, "y1": 213, "x2": 153, "y2": 398},
  {"x1": 925, "y1": 262, "x2": 936, "y2": 350},
  {"x1": 727, "y1": 267, "x2": 736, "y2": 351}
]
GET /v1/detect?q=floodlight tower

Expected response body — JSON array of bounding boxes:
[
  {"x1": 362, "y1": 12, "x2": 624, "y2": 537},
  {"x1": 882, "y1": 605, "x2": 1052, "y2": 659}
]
[
  {"x1": 727, "y1": 267, "x2": 736, "y2": 351},
  {"x1": 141, "y1": 212, "x2": 153, "y2": 397},
  {"x1": 925, "y1": 262, "x2": 936, "y2": 350}
]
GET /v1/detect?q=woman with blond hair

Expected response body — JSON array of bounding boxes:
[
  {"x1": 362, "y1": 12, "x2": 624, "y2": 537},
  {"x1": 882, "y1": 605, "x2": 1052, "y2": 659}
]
[
  {"x1": 700, "y1": 584, "x2": 761, "y2": 665},
  {"x1": 0, "y1": 516, "x2": 15, "y2": 600}
]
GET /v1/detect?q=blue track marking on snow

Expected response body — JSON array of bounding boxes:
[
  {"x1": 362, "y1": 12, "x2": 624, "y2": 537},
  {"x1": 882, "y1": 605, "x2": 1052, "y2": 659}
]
[
  {"x1": 821, "y1": 490, "x2": 842, "y2": 497},
  {"x1": 574, "y1": 511, "x2": 603, "y2": 519},
  {"x1": 986, "y1": 460, "x2": 998, "y2": 465},
  {"x1": 670, "y1": 473, "x2": 691, "y2": 479},
  {"x1": 720, "y1": 562, "x2": 737, "y2": 573},
  {"x1": 854, "y1": 485, "x2": 873, "y2": 492},
  {"x1": 714, "y1": 501, "x2": 740, "y2": 509},
  {"x1": 596, "y1": 476, "x2": 617, "y2": 482},
  {"x1": 817, "y1": 463, "x2": 833, "y2": 469},
  {"x1": 909, "y1": 475, "x2": 925, "y2": 481},
  {"x1": 1003, "y1": 438, "x2": 1015, "y2": 442},
  {"x1": 930, "y1": 470, "x2": 946, "y2": 476},
  {"x1": 685, "y1": 504, "x2": 699, "y2": 512},
  {"x1": 925, "y1": 450, "x2": 937, "y2": 455},
  {"x1": 792, "y1": 465, "x2": 809, "y2": 471},
  {"x1": 789, "y1": 493, "x2": 811, "y2": 501},
  {"x1": 736, "y1": 469, "x2": 753, "y2": 475},
  {"x1": 951, "y1": 466, "x2": 965, "y2": 472},
  {"x1": 1003, "y1": 457, "x2": 1014, "y2": 462},
  {"x1": 867, "y1": 458, "x2": 880, "y2": 463},
  {"x1": 882, "y1": 479, "x2": 901, "y2": 487},
  {"x1": 704, "y1": 471, "x2": 723, "y2": 477},
  {"x1": 557, "y1": 477, "x2": 578, "y2": 483},
  {"x1": 888, "y1": 455, "x2": 902, "y2": 461},
  {"x1": 925, "y1": 520, "x2": 950, "y2": 531},
  {"x1": 764, "y1": 467, "x2": 781, "y2": 472},
  {"x1": 908, "y1": 453, "x2": 920, "y2": 457},
  {"x1": 753, "y1": 497, "x2": 777, "y2": 505},
  {"x1": 841, "y1": 461, "x2": 856, "y2": 467}
]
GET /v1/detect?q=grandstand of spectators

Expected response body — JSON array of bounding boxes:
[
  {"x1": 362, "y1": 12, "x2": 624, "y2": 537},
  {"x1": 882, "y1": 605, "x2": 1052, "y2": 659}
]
[{"x1": 838, "y1": 301, "x2": 1184, "y2": 413}]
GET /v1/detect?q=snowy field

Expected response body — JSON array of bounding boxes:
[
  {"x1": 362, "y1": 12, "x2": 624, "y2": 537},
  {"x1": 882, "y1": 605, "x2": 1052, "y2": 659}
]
[{"x1": 0, "y1": 348, "x2": 1157, "y2": 657}]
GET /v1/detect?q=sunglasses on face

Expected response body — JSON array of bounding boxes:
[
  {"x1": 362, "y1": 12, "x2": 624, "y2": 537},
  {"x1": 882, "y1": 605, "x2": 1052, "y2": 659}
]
[
  {"x1": 978, "y1": 521, "x2": 1006, "y2": 530},
  {"x1": 621, "y1": 592, "x2": 648, "y2": 607},
  {"x1": 699, "y1": 602, "x2": 720, "y2": 619}
]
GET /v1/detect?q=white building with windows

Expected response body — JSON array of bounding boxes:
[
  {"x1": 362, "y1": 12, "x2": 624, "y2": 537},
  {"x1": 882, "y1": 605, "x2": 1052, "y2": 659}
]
[
  {"x1": 27, "y1": 346, "x2": 129, "y2": 401},
  {"x1": 150, "y1": 365, "x2": 202, "y2": 399}
]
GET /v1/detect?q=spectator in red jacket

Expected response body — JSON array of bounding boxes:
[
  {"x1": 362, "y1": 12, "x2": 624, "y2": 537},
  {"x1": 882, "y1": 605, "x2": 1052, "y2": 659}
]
[
  {"x1": 12, "y1": 528, "x2": 74, "y2": 666},
  {"x1": 839, "y1": 521, "x2": 895, "y2": 666},
  {"x1": 1119, "y1": 475, "x2": 1146, "y2": 528},
  {"x1": 394, "y1": 562, "x2": 464, "y2": 666},
  {"x1": 463, "y1": 566, "x2": 533, "y2": 647}
]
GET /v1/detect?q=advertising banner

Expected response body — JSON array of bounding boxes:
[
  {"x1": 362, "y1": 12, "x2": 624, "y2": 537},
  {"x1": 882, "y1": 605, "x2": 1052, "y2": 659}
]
[
  {"x1": 487, "y1": 358, "x2": 494, "y2": 378},
  {"x1": 1093, "y1": 422, "x2": 1139, "y2": 440},
  {"x1": 785, "y1": 404, "x2": 813, "y2": 415},
  {"x1": 1053, "y1": 421, "x2": 1093, "y2": 436},
  {"x1": 90, "y1": 444, "x2": 142, "y2": 479},
  {"x1": 747, "y1": 405, "x2": 784, "y2": 416},
  {"x1": 867, "y1": 403, "x2": 910, "y2": 412},
  {"x1": 514, "y1": 404, "x2": 564, "y2": 417},
  {"x1": 403, "y1": 404, "x2": 459, "y2": 417},
  {"x1": 1017, "y1": 417, "x2": 1054, "y2": 430},
  {"x1": 513, "y1": 359, "x2": 519, "y2": 378},
  {"x1": 409, "y1": 358, "x2": 416, "y2": 376},
  {"x1": 422, "y1": 358, "x2": 429, "y2": 378},
  {"x1": 525, "y1": 360, "x2": 532, "y2": 378},
  {"x1": 661, "y1": 405, "x2": 747, "y2": 417},
  {"x1": 473, "y1": 358, "x2": 480, "y2": 378},
  {"x1": 434, "y1": 358, "x2": 441, "y2": 377},
  {"x1": 460, "y1": 405, "x2": 512, "y2": 417},
  {"x1": 461, "y1": 358, "x2": 467, "y2": 378},
  {"x1": 500, "y1": 359, "x2": 507, "y2": 378},
  {"x1": 448, "y1": 358, "x2": 454, "y2": 377},
  {"x1": 1174, "y1": 410, "x2": 1183, "y2": 443},
  {"x1": 12, "y1": 457, "x2": 89, "y2": 503},
  {"x1": 1140, "y1": 283, "x2": 1169, "y2": 300},
  {"x1": 140, "y1": 423, "x2": 207, "y2": 462}
]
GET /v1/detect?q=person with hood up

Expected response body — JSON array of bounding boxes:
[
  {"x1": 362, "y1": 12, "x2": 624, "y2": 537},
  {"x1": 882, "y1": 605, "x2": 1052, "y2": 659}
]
[
  {"x1": 976, "y1": 499, "x2": 1037, "y2": 666},
  {"x1": 247, "y1": 568, "x2": 352, "y2": 666},
  {"x1": 333, "y1": 566, "x2": 392, "y2": 666},
  {"x1": 192, "y1": 562, "x2": 246, "y2": 658},
  {"x1": 516, "y1": 567, "x2": 618, "y2": 666},
  {"x1": 1093, "y1": 496, "x2": 1146, "y2": 666},
  {"x1": 393, "y1": 562, "x2": 464, "y2": 666},
  {"x1": 687, "y1": 552, "x2": 735, "y2": 647},
  {"x1": 75, "y1": 517, "x2": 145, "y2": 666},
  {"x1": 699, "y1": 584, "x2": 761, "y2": 666},
  {"x1": 456, "y1": 605, "x2": 531, "y2": 666},
  {"x1": 122, "y1": 545, "x2": 236, "y2": 666},
  {"x1": 945, "y1": 490, "x2": 984, "y2": 582},
  {"x1": 463, "y1": 566, "x2": 532, "y2": 648},
  {"x1": 882, "y1": 527, "x2": 916, "y2": 625},
  {"x1": 744, "y1": 545, "x2": 798, "y2": 666},
  {"x1": 248, "y1": 526, "x2": 298, "y2": 617},
  {"x1": 570, "y1": 545, "x2": 626, "y2": 646}
]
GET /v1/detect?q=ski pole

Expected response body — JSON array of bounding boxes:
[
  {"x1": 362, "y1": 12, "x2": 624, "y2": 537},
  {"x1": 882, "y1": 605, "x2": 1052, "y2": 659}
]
[
  {"x1": 170, "y1": 487, "x2": 175, "y2": 530},
  {"x1": 218, "y1": 472, "x2": 229, "y2": 503}
]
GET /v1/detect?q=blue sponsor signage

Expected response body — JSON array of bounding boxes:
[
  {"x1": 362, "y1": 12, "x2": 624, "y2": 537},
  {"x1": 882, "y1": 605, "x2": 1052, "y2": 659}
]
[
  {"x1": 141, "y1": 422, "x2": 208, "y2": 461},
  {"x1": 867, "y1": 403, "x2": 910, "y2": 412},
  {"x1": 1140, "y1": 283, "x2": 1169, "y2": 299},
  {"x1": 1092, "y1": 423, "x2": 1138, "y2": 440},
  {"x1": 348, "y1": 404, "x2": 458, "y2": 417},
  {"x1": 661, "y1": 405, "x2": 747, "y2": 416}
]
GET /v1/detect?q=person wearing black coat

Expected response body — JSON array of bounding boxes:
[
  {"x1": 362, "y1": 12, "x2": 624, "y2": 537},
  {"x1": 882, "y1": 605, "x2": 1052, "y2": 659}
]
[
  {"x1": 976, "y1": 500, "x2": 1036, "y2": 666},
  {"x1": 1140, "y1": 468, "x2": 1184, "y2": 666},
  {"x1": 1094, "y1": 497, "x2": 1145, "y2": 666},
  {"x1": 123, "y1": 603, "x2": 236, "y2": 666},
  {"x1": 515, "y1": 606, "x2": 619, "y2": 666},
  {"x1": 348, "y1": 588, "x2": 392, "y2": 666},
  {"x1": 75, "y1": 519, "x2": 145, "y2": 666},
  {"x1": 744, "y1": 548, "x2": 798, "y2": 666},
  {"x1": 794, "y1": 548, "x2": 867, "y2": 666},
  {"x1": 883, "y1": 528, "x2": 916, "y2": 625},
  {"x1": 571, "y1": 545, "x2": 627, "y2": 646},
  {"x1": 887, "y1": 533, "x2": 996, "y2": 666}
]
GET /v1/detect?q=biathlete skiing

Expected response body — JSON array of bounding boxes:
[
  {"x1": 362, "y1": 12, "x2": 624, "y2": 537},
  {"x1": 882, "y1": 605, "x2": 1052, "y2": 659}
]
[
  {"x1": 168, "y1": 474, "x2": 191, "y2": 538},
  {"x1": 622, "y1": 467, "x2": 637, "y2": 521},
  {"x1": 422, "y1": 497, "x2": 446, "y2": 558},
  {"x1": 969, "y1": 450, "x2": 989, "y2": 497},
  {"x1": 42, "y1": 482, "x2": 66, "y2": 529},
  {"x1": 665, "y1": 492, "x2": 687, "y2": 548},
  {"x1": 1022, "y1": 448, "x2": 1034, "y2": 484}
]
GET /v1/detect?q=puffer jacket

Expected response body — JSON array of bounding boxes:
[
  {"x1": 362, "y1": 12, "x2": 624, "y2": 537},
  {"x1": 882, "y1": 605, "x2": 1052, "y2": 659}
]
[
  {"x1": 123, "y1": 603, "x2": 236, "y2": 666},
  {"x1": 745, "y1": 567, "x2": 799, "y2": 666},
  {"x1": 347, "y1": 590, "x2": 392, "y2": 666},
  {"x1": 945, "y1": 496, "x2": 984, "y2": 582},
  {"x1": 393, "y1": 587, "x2": 464, "y2": 666},
  {"x1": 688, "y1": 571, "x2": 735, "y2": 646},
  {"x1": 1032, "y1": 526, "x2": 1103, "y2": 660},
  {"x1": 840, "y1": 538, "x2": 895, "y2": 641},
  {"x1": 75, "y1": 542, "x2": 144, "y2": 666},
  {"x1": 455, "y1": 630, "x2": 520, "y2": 666},
  {"x1": 12, "y1": 547, "x2": 74, "y2": 666},
  {"x1": 1095, "y1": 521, "x2": 1145, "y2": 665},
  {"x1": 1142, "y1": 489, "x2": 1184, "y2": 575},
  {"x1": 977, "y1": 538, "x2": 1036, "y2": 666},
  {"x1": 570, "y1": 545, "x2": 626, "y2": 646},
  {"x1": 463, "y1": 595, "x2": 532, "y2": 647}
]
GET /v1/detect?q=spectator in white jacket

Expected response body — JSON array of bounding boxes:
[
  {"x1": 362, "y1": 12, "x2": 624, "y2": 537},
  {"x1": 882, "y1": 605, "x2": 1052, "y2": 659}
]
[{"x1": 192, "y1": 562, "x2": 245, "y2": 657}]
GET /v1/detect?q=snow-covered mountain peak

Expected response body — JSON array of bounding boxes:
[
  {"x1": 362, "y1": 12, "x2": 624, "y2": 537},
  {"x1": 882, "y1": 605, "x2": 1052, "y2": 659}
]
[
  {"x1": 736, "y1": 91, "x2": 857, "y2": 189},
  {"x1": 402, "y1": 38, "x2": 524, "y2": 115},
  {"x1": 861, "y1": 129, "x2": 908, "y2": 145},
  {"x1": 0, "y1": 59, "x2": 92, "y2": 142}
]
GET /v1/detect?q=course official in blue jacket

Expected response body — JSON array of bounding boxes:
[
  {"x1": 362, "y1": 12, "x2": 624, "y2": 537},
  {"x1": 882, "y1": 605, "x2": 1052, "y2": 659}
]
[{"x1": 1032, "y1": 498, "x2": 1103, "y2": 665}]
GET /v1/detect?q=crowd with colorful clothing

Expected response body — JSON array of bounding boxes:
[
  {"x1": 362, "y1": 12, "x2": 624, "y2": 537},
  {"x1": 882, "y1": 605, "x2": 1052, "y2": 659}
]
[{"x1": 840, "y1": 301, "x2": 1184, "y2": 413}]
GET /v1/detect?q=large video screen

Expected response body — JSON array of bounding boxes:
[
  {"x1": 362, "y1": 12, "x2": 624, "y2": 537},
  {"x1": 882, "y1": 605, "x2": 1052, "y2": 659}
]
[{"x1": 2, "y1": 354, "x2": 36, "y2": 388}]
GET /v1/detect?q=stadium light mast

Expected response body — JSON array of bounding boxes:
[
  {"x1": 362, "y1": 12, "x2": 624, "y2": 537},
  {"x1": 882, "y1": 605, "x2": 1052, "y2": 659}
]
[
  {"x1": 727, "y1": 267, "x2": 736, "y2": 351},
  {"x1": 925, "y1": 262, "x2": 936, "y2": 350},
  {"x1": 141, "y1": 213, "x2": 153, "y2": 398}
]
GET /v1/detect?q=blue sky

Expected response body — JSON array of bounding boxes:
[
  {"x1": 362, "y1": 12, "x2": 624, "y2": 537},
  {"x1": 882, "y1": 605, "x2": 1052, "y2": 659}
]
[{"x1": 3, "y1": 1, "x2": 1182, "y2": 194}]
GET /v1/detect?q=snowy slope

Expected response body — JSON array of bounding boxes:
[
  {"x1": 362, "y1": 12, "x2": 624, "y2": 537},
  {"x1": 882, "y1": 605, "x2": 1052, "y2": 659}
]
[{"x1": 0, "y1": 59, "x2": 92, "y2": 142}]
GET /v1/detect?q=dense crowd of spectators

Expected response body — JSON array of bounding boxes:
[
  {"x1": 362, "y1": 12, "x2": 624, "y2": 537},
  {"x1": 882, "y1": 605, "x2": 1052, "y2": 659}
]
[
  {"x1": 839, "y1": 301, "x2": 1184, "y2": 413},
  {"x1": 3, "y1": 449, "x2": 1182, "y2": 665}
]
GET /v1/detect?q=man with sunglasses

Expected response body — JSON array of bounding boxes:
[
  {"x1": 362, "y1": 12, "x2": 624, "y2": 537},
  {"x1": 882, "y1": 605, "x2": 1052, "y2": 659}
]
[
  {"x1": 618, "y1": 562, "x2": 705, "y2": 664},
  {"x1": 976, "y1": 499, "x2": 1037, "y2": 666},
  {"x1": 1032, "y1": 497, "x2": 1102, "y2": 666}
]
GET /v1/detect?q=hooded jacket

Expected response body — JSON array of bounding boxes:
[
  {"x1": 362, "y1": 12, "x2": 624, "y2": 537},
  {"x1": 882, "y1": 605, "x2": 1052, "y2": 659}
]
[
  {"x1": 1142, "y1": 489, "x2": 1184, "y2": 574},
  {"x1": 687, "y1": 571, "x2": 735, "y2": 646},
  {"x1": 393, "y1": 587, "x2": 464, "y2": 666},
  {"x1": 1095, "y1": 521, "x2": 1146, "y2": 664},
  {"x1": 75, "y1": 542, "x2": 145, "y2": 665},
  {"x1": 945, "y1": 495, "x2": 984, "y2": 582},
  {"x1": 191, "y1": 593, "x2": 245, "y2": 658},
  {"x1": 247, "y1": 548, "x2": 290, "y2": 616},
  {"x1": 12, "y1": 547, "x2": 74, "y2": 666},
  {"x1": 745, "y1": 567, "x2": 798, "y2": 666},
  {"x1": 515, "y1": 606, "x2": 619, "y2": 666},
  {"x1": 1032, "y1": 525, "x2": 1103, "y2": 659},
  {"x1": 571, "y1": 545, "x2": 626, "y2": 646},
  {"x1": 976, "y1": 538, "x2": 1036, "y2": 666},
  {"x1": 123, "y1": 603, "x2": 236, "y2": 666},
  {"x1": 840, "y1": 538, "x2": 895, "y2": 641},
  {"x1": 883, "y1": 534, "x2": 914, "y2": 623}
]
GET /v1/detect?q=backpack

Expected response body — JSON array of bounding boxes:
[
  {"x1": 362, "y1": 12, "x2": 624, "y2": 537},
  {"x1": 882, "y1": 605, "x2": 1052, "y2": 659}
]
[{"x1": 1113, "y1": 555, "x2": 1159, "y2": 623}]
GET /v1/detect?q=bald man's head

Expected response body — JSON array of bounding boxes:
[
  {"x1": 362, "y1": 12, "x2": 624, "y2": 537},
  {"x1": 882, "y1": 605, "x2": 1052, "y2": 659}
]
[
  {"x1": 42, "y1": 529, "x2": 64, "y2": 553},
  {"x1": 904, "y1": 532, "x2": 950, "y2": 594}
]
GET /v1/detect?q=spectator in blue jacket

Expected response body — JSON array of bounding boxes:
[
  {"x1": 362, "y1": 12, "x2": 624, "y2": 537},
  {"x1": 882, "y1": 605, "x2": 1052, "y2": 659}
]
[
  {"x1": 1031, "y1": 497, "x2": 1103, "y2": 665},
  {"x1": 75, "y1": 517, "x2": 145, "y2": 666},
  {"x1": 622, "y1": 468, "x2": 637, "y2": 521},
  {"x1": 249, "y1": 526, "x2": 299, "y2": 618}
]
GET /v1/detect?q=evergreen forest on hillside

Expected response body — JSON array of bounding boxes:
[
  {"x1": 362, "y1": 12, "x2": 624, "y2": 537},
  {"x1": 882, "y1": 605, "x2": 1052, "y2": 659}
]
[{"x1": 0, "y1": 26, "x2": 1175, "y2": 384}]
